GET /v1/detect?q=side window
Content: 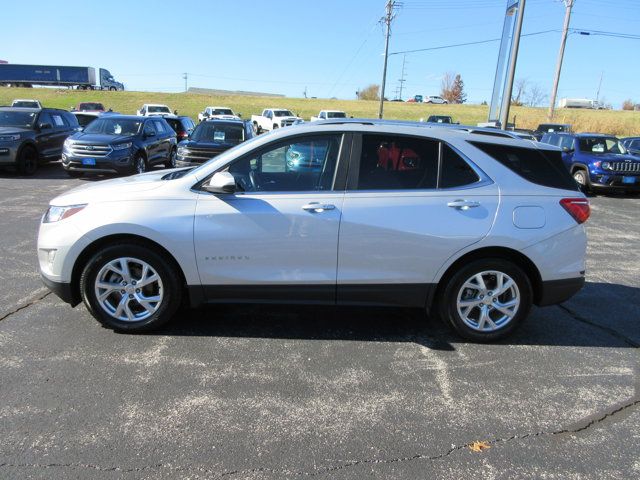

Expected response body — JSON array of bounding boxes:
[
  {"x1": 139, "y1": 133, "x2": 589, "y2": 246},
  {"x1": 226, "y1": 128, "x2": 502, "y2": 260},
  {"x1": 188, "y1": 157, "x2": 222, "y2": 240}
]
[
  {"x1": 63, "y1": 112, "x2": 79, "y2": 128},
  {"x1": 37, "y1": 112, "x2": 53, "y2": 128},
  {"x1": 320, "y1": 112, "x2": 326, "y2": 119},
  {"x1": 440, "y1": 145, "x2": 480, "y2": 188},
  {"x1": 51, "y1": 113, "x2": 66, "y2": 127},
  {"x1": 353, "y1": 134, "x2": 438, "y2": 190},
  {"x1": 227, "y1": 135, "x2": 342, "y2": 192},
  {"x1": 144, "y1": 121, "x2": 156, "y2": 136},
  {"x1": 560, "y1": 136, "x2": 574, "y2": 150},
  {"x1": 266, "y1": 111, "x2": 272, "y2": 119},
  {"x1": 153, "y1": 120, "x2": 165, "y2": 133}
]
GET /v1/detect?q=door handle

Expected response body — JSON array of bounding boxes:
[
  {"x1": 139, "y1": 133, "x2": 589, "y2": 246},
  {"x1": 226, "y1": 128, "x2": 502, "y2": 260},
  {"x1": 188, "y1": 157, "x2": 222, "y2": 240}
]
[
  {"x1": 302, "y1": 202, "x2": 336, "y2": 213},
  {"x1": 447, "y1": 199, "x2": 480, "y2": 210}
]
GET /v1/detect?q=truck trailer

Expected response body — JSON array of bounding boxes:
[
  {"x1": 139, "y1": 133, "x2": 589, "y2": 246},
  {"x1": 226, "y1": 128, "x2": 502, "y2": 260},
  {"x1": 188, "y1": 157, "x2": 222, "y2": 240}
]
[{"x1": 0, "y1": 64, "x2": 124, "y2": 91}]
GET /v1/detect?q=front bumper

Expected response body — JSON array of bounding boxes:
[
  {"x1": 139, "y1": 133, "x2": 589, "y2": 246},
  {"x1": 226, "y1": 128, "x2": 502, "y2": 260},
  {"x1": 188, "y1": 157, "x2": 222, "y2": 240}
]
[
  {"x1": 590, "y1": 173, "x2": 640, "y2": 190},
  {"x1": 41, "y1": 274, "x2": 79, "y2": 306},
  {"x1": 62, "y1": 149, "x2": 134, "y2": 174},
  {"x1": 0, "y1": 142, "x2": 19, "y2": 166}
]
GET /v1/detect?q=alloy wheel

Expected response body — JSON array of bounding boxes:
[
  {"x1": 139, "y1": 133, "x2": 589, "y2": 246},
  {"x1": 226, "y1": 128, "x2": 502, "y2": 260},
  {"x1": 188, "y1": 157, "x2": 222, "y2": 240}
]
[
  {"x1": 456, "y1": 270, "x2": 520, "y2": 332},
  {"x1": 94, "y1": 257, "x2": 163, "y2": 322}
]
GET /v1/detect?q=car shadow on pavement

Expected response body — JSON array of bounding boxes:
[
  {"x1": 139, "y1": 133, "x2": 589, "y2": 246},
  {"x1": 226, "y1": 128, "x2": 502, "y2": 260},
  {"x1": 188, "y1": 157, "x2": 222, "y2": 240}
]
[{"x1": 147, "y1": 281, "x2": 639, "y2": 351}]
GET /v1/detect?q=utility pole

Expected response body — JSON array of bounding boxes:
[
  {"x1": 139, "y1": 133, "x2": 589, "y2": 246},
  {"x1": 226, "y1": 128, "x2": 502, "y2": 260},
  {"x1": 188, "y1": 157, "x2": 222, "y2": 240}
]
[
  {"x1": 378, "y1": 0, "x2": 399, "y2": 119},
  {"x1": 547, "y1": 0, "x2": 574, "y2": 121},
  {"x1": 595, "y1": 70, "x2": 603, "y2": 107},
  {"x1": 182, "y1": 72, "x2": 188, "y2": 93},
  {"x1": 499, "y1": 0, "x2": 526, "y2": 130},
  {"x1": 397, "y1": 54, "x2": 407, "y2": 101}
]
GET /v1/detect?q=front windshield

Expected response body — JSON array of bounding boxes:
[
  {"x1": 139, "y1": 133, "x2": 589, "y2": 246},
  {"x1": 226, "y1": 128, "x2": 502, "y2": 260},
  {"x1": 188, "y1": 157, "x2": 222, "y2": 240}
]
[
  {"x1": 148, "y1": 106, "x2": 170, "y2": 113},
  {"x1": 12, "y1": 101, "x2": 39, "y2": 108},
  {"x1": 0, "y1": 110, "x2": 37, "y2": 127},
  {"x1": 212, "y1": 109, "x2": 234, "y2": 115},
  {"x1": 274, "y1": 110, "x2": 294, "y2": 117},
  {"x1": 83, "y1": 118, "x2": 142, "y2": 136},
  {"x1": 578, "y1": 137, "x2": 627, "y2": 155},
  {"x1": 80, "y1": 103, "x2": 104, "y2": 110},
  {"x1": 327, "y1": 112, "x2": 346, "y2": 118},
  {"x1": 192, "y1": 122, "x2": 245, "y2": 144}
]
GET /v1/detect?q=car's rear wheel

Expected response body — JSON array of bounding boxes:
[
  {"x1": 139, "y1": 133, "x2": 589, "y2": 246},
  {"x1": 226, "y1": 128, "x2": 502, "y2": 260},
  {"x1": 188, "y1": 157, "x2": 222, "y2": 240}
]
[
  {"x1": 165, "y1": 147, "x2": 177, "y2": 168},
  {"x1": 17, "y1": 146, "x2": 38, "y2": 175},
  {"x1": 437, "y1": 259, "x2": 532, "y2": 342},
  {"x1": 79, "y1": 244, "x2": 182, "y2": 332}
]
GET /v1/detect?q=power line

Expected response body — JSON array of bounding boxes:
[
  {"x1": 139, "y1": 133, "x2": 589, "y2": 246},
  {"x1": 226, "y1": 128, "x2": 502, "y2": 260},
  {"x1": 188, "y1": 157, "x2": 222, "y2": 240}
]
[{"x1": 389, "y1": 29, "x2": 558, "y2": 56}]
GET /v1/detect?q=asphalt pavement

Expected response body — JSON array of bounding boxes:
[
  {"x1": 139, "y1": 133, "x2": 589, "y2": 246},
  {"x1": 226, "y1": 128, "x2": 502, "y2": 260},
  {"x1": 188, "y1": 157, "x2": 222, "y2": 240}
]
[{"x1": 0, "y1": 163, "x2": 638, "y2": 479}]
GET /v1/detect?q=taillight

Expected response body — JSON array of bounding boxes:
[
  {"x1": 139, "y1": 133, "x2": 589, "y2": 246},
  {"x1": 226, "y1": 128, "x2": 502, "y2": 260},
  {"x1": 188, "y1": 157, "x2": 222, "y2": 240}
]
[
  {"x1": 560, "y1": 198, "x2": 590, "y2": 224},
  {"x1": 179, "y1": 131, "x2": 188, "y2": 139}
]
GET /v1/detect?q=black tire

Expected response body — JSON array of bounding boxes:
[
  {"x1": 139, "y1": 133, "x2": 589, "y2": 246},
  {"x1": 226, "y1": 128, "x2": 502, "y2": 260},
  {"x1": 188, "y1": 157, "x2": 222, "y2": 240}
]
[
  {"x1": 165, "y1": 147, "x2": 177, "y2": 168},
  {"x1": 572, "y1": 168, "x2": 591, "y2": 193},
  {"x1": 437, "y1": 258, "x2": 532, "y2": 342},
  {"x1": 273, "y1": 124, "x2": 279, "y2": 129},
  {"x1": 79, "y1": 244, "x2": 182, "y2": 332},
  {"x1": 109, "y1": 87, "x2": 116, "y2": 91},
  {"x1": 17, "y1": 145, "x2": 38, "y2": 175},
  {"x1": 132, "y1": 152, "x2": 147, "y2": 175},
  {"x1": 66, "y1": 170, "x2": 84, "y2": 178}
]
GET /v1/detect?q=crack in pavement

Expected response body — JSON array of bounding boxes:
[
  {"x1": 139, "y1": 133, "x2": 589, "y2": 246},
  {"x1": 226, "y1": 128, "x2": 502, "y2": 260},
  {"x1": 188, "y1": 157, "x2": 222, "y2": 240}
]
[
  {"x1": 558, "y1": 304, "x2": 639, "y2": 348},
  {"x1": 0, "y1": 291, "x2": 51, "y2": 323},
  {"x1": 2, "y1": 397, "x2": 637, "y2": 478}
]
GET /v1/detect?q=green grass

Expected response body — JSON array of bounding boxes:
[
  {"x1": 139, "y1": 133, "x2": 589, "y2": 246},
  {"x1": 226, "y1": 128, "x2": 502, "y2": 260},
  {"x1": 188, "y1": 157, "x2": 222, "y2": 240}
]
[{"x1": 2, "y1": 87, "x2": 639, "y2": 136}]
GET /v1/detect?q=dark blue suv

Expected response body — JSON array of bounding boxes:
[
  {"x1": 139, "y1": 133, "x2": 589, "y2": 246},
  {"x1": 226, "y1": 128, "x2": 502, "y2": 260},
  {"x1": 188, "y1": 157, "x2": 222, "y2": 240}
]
[{"x1": 540, "y1": 132, "x2": 640, "y2": 193}]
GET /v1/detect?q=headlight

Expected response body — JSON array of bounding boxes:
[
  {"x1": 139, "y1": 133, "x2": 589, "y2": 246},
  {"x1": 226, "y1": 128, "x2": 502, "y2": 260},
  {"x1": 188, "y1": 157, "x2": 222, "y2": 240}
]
[
  {"x1": 43, "y1": 204, "x2": 87, "y2": 223},
  {"x1": 0, "y1": 134, "x2": 20, "y2": 142},
  {"x1": 63, "y1": 139, "x2": 74, "y2": 148},
  {"x1": 177, "y1": 147, "x2": 190, "y2": 156},
  {"x1": 601, "y1": 162, "x2": 612, "y2": 170},
  {"x1": 112, "y1": 142, "x2": 132, "y2": 151}
]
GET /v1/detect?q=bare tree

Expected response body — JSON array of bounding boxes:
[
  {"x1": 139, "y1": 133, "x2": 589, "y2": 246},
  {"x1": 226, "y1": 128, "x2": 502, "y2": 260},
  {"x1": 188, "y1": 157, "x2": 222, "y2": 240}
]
[
  {"x1": 526, "y1": 84, "x2": 547, "y2": 107},
  {"x1": 622, "y1": 99, "x2": 635, "y2": 111},
  {"x1": 512, "y1": 78, "x2": 528, "y2": 106},
  {"x1": 440, "y1": 72, "x2": 456, "y2": 103}
]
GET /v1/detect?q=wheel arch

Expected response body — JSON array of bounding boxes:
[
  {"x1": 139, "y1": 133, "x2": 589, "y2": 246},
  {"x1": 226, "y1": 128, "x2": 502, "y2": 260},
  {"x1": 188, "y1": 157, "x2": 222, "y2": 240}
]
[
  {"x1": 16, "y1": 140, "x2": 39, "y2": 159},
  {"x1": 427, "y1": 246, "x2": 543, "y2": 313},
  {"x1": 70, "y1": 233, "x2": 191, "y2": 307}
]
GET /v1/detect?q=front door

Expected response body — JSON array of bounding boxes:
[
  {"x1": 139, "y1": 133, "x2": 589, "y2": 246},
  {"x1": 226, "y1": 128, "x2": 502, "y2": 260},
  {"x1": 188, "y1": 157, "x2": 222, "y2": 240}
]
[
  {"x1": 194, "y1": 133, "x2": 349, "y2": 303},
  {"x1": 337, "y1": 133, "x2": 499, "y2": 306}
]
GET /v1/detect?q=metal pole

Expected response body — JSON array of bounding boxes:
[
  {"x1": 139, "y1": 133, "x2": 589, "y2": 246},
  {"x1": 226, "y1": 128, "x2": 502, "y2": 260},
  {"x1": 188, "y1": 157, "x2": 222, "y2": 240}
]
[
  {"x1": 398, "y1": 54, "x2": 407, "y2": 101},
  {"x1": 183, "y1": 72, "x2": 188, "y2": 93},
  {"x1": 547, "y1": 0, "x2": 573, "y2": 121},
  {"x1": 499, "y1": 0, "x2": 526, "y2": 130},
  {"x1": 378, "y1": 0, "x2": 394, "y2": 119}
]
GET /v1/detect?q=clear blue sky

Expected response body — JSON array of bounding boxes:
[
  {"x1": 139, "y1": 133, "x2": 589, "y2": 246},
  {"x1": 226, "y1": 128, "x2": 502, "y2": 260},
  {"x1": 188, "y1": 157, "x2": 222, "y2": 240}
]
[{"x1": 2, "y1": 0, "x2": 639, "y2": 108}]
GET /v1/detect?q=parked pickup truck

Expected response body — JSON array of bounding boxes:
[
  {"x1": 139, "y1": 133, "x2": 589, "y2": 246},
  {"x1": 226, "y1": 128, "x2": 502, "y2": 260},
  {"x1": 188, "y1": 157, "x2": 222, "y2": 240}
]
[
  {"x1": 251, "y1": 108, "x2": 302, "y2": 134},
  {"x1": 310, "y1": 110, "x2": 347, "y2": 122},
  {"x1": 137, "y1": 104, "x2": 172, "y2": 117},
  {"x1": 198, "y1": 106, "x2": 240, "y2": 122}
]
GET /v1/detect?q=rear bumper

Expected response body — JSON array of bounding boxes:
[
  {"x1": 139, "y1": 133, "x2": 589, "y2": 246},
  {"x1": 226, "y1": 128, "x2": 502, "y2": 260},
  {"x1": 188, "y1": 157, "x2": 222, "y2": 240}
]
[
  {"x1": 41, "y1": 274, "x2": 79, "y2": 306},
  {"x1": 536, "y1": 277, "x2": 585, "y2": 306}
]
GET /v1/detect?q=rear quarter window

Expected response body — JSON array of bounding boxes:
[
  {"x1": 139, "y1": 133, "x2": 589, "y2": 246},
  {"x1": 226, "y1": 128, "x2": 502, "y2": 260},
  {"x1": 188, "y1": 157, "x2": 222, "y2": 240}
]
[{"x1": 469, "y1": 141, "x2": 579, "y2": 191}]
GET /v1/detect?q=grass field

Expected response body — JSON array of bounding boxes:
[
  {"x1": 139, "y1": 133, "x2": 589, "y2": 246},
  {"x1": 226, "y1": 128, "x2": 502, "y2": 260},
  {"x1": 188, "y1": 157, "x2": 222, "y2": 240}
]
[{"x1": 2, "y1": 87, "x2": 639, "y2": 136}]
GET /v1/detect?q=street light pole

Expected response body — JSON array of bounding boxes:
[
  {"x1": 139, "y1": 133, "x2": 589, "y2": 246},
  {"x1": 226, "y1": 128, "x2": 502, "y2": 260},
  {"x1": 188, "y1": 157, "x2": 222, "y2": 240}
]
[
  {"x1": 499, "y1": 0, "x2": 526, "y2": 130},
  {"x1": 547, "y1": 0, "x2": 573, "y2": 121}
]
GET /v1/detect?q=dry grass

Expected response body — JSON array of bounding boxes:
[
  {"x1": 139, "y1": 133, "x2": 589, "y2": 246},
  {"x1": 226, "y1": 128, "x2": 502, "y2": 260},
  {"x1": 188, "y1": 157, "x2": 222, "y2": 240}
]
[{"x1": 2, "y1": 87, "x2": 639, "y2": 136}]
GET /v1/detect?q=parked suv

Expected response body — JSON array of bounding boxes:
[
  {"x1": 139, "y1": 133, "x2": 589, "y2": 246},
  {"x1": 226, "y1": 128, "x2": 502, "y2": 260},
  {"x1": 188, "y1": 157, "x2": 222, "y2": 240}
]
[
  {"x1": 534, "y1": 123, "x2": 571, "y2": 141},
  {"x1": 163, "y1": 115, "x2": 196, "y2": 144},
  {"x1": 61, "y1": 115, "x2": 177, "y2": 176},
  {"x1": 39, "y1": 121, "x2": 588, "y2": 341},
  {"x1": 621, "y1": 137, "x2": 640, "y2": 156},
  {"x1": 0, "y1": 106, "x2": 79, "y2": 175},
  {"x1": 540, "y1": 132, "x2": 640, "y2": 192},
  {"x1": 176, "y1": 119, "x2": 253, "y2": 167}
]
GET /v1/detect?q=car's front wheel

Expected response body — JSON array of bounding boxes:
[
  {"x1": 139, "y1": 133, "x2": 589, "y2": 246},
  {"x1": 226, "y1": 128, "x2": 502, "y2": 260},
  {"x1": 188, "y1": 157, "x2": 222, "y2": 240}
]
[
  {"x1": 79, "y1": 244, "x2": 182, "y2": 332},
  {"x1": 17, "y1": 145, "x2": 38, "y2": 175},
  {"x1": 165, "y1": 147, "x2": 177, "y2": 168},
  {"x1": 133, "y1": 153, "x2": 147, "y2": 174},
  {"x1": 572, "y1": 169, "x2": 590, "y2": 193},
  {"x1": 437, "y1": 259, "x2": 532, "y2": 342}
]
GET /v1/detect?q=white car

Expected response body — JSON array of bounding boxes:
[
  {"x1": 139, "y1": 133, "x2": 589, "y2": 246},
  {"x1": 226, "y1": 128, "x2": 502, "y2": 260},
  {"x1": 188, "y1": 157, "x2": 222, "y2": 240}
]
[
  {"x1": 198, "y1": 106, "x2": 240, "y2": 122},
  {"x1": 38, "y1": 121, "x2": 588, "y2": 341},
  {"x1": 137, "y1": 104, "x2": 172, "y2": 116},
  {"x1": 11, "y1": 99, "x2": 42, "y2": 109},
  {"x1": 425, "y1": 95, "x2": 448, "y2": 104},
  {"x1": 251, "y1": 108, "x2": 302, "y2": 134},
  {"x1": 310, "y1": 110, "x2": 348, "y2": 122}
]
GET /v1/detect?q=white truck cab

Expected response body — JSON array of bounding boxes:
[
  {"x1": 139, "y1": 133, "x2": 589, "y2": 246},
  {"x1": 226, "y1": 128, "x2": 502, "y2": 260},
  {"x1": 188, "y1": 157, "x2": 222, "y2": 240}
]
[
  {"x1": 137, "y1": 104, "x2": 172, "y2": 116},
  {"x1": 251, "y1": 108, "x2": 302, "y2": 134},
  {"x1": 198, "y1": 106, "x2": 241, "y2": 122},
  {"x1": 310, "y1": 110, "x2": 347, "y2": 122}
]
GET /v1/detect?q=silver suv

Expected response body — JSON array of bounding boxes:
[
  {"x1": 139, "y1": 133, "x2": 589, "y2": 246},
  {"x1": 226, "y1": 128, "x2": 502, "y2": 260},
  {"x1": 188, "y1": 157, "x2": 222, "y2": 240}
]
[{"x1": 37, "y1": 122, "x2": 589, "y2": 341}]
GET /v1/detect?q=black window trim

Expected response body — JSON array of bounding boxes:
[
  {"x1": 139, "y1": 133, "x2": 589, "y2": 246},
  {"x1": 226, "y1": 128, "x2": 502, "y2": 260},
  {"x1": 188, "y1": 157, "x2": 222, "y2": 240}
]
[
  {"x1": 194, "y1": 132, "x2": 353, "y2": 195},
  {"x1": 346, "y1": 132, "x2": 492, "y2": 193}
]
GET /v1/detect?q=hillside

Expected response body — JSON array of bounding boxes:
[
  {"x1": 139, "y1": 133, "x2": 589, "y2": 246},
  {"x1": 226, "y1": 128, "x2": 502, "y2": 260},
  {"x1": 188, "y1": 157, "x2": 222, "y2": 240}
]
[{"x1": 2, "y1": 87, "x2": 639, "y2": 136}]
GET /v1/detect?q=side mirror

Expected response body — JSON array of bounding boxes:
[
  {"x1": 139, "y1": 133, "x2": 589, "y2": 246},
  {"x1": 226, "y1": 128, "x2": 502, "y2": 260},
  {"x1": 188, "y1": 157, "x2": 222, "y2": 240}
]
[
  {"x1": 237, "y1": 113, "x2": 242, "y2": 118},
  {"x1": 562, "y1": 147, "x2": 574, "y2": 153},
  {"x1": 39, "y1": 123, "x2": 52, "y2": 130},
  {"x1": 203, "y1": 172, "x2": 236, "y2": 194}
]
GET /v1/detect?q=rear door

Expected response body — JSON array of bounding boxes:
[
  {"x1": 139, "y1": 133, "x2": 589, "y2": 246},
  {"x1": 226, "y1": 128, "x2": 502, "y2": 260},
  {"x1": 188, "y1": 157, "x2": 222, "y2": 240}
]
[
  {"x1": 336, "y1": 133, "x2": 499, "y2": 306},
  {"x1": 142, "y1": 120, "x2": 160, "y2": 162},
  {"x1": 34, "y1": 111, "x2": 57, "y2": 159}
]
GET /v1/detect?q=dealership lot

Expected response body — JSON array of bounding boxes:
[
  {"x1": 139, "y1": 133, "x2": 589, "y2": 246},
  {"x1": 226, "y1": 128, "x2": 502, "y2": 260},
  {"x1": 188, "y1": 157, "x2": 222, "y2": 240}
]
[{"x1": 0, "y1": 165, "x2": 638, "y2": 478}]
